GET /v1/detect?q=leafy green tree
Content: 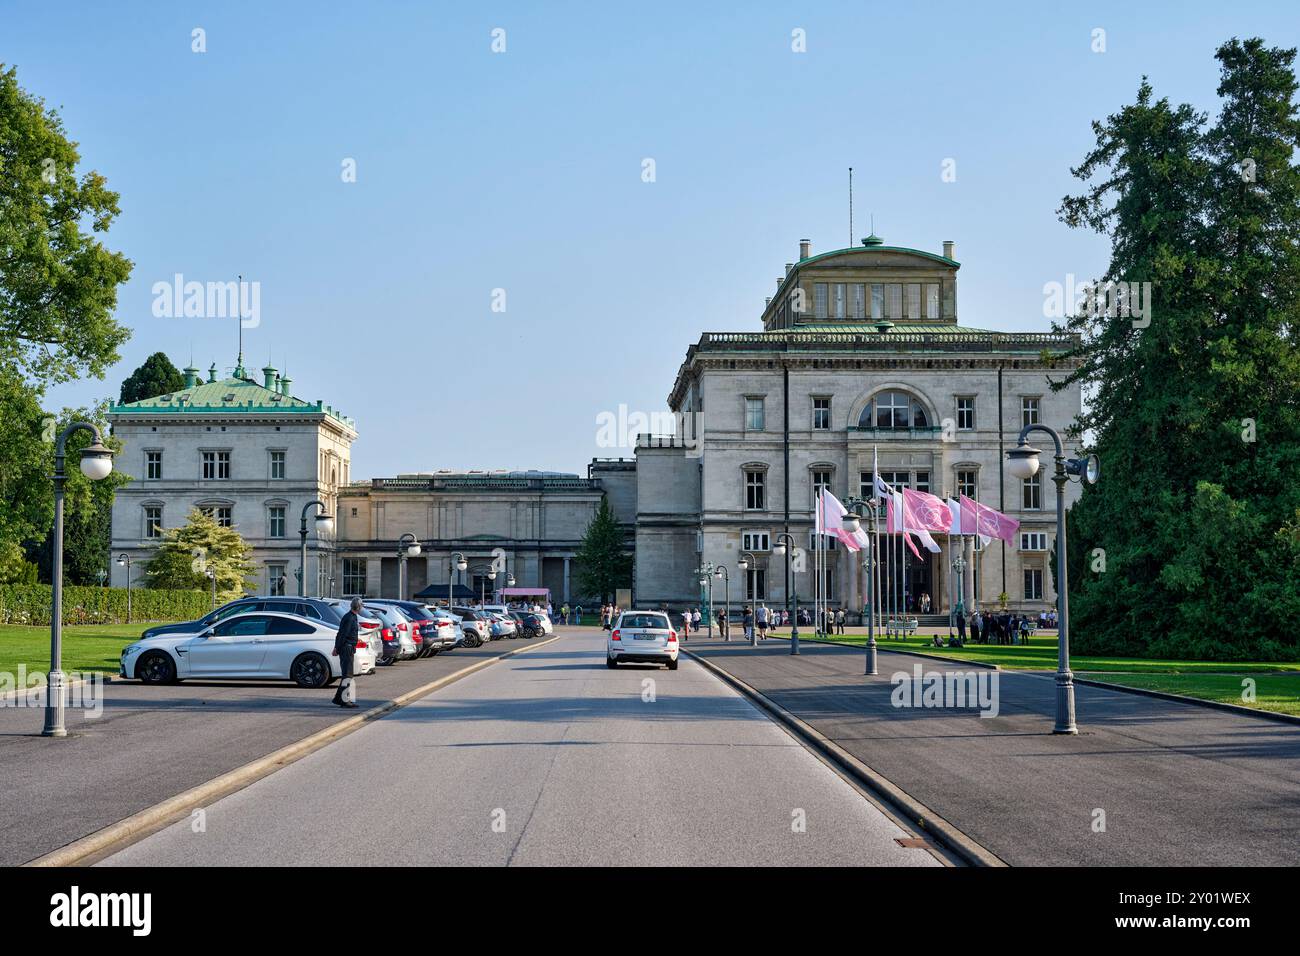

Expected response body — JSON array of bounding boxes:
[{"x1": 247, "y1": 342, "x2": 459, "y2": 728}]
[
  {"x1": 0, "y1": 64, "x2": 133, "y2": 388},
  {"x1": 120, "y1": 352, "x2": 184, "y2": 404},
  {"x1": 1054, "y1": 40, "x2": 1300, "y2": 660},
  {"x1": 144, "y1": 509, "x2": 255, "y2": 605},
  {"x1": 575, "y1": 498, "x2": 632, "y2": 603}
]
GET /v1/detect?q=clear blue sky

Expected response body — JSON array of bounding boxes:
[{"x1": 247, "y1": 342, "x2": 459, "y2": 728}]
[{"x1": 7, "y1": 1, "x2": 1296, "y2": 478}]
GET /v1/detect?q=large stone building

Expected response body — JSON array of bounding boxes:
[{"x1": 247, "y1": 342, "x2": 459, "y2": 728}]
[
  {"x1": 632, "y1": 235, "x2": 1084, "y2": 618},
  {"x1": 108, "y1": 359, "x2": 356, "y2": 596}
]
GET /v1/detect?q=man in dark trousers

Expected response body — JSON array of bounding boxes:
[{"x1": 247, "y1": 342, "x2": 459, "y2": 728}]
[{"x1": 332, "y1": 597, "x2": 362, "y2": 707}]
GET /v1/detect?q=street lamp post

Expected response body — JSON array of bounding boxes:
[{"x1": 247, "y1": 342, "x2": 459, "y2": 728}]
[
  {"x1": 1006, "y1": 426, "x2": 1099, "y2": 735},
  {"x1": 738, "y1": 551, "x2": 759, "y2": 645},
  {"x1": 298, "y1": 500, "x2": 334, "y2": 597},
  {"x1": 840, "y1": 496, "x2": 879, "y2": 675},
  {"x1": 396, "y1": 533, "x2": 421, "y2": 600},
  {"x1": 116, "y1": 553, "x2": 132, "y2": 624},
  {"x1": 773, "y1": 533, "x2": 801, "y2": 656},
  {"x1": 695, "y1": 561, "x2": 715, "y2": 639},
  {"x1": 713, "y1": 566, "x2": 730, "y2": 642},
  {"x1": 206, "y1": 568, "x2": 217, "y2": 609},
  {"x1": 44, "y1": 423, "x2": 114, "y2": 737},
  {"x1": 448, "y1": 551, "x2": 468, "y2": 608}
]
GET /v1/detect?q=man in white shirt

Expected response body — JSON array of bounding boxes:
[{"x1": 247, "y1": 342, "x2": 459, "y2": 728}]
[{"x1": 755, "y1": 604, "x2": 769, "y2": 641}]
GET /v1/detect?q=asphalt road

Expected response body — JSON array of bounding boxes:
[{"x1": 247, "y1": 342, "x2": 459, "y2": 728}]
[
  {"x1": 99, "y1": 630, "x2": 941, "y2": 866},
  {"x1": 0, "y1": 638, "x2": 541, "y2": 866},
  {"x1": 687, "y1": 639, "x2": 1300, "y2": 866}
]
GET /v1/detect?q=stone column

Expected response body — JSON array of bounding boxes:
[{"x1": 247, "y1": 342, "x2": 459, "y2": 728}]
[{"x1": 563, "y1": 556, "x2": 571, "y2": 603}]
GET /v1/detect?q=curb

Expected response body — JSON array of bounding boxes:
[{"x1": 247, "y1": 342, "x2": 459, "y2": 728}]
[
  {"x1": 683, "y1": 648, "x2": 1006, "y2": 868},
  {"x1": 1072, "y1": 675, "x2": 1300, "y2": 726},
  {"x1": 25, "y1": 634, "x2": 563, "y2": 867}
]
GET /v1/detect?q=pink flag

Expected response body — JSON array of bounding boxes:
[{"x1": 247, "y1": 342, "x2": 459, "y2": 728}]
[
  {"x1": 818, "y1": 490, "x2": 861, "y2": 553},
  {"x1": 960, "y1": 495, "x2": 1020, "y2": 545},
  {"x1": 903, "y1": 488, "x2": 952, "y2": 533}
]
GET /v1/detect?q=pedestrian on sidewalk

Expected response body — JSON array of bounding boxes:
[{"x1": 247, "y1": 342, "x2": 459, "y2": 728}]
[
  {"x1": 756, "y1": 603, "x2": 769, "y2": 641},
  {"x1": 836, "y1": 607, "x2": 846, "y2": 634},
  {"x1": 717, "y1": 607, "x2": 728, "y2": 640},
  {"x1": 680, "y1": 609, "x2": 690, "y2": 641},
  {"x1": 742, "y1": 605, "x2": 754, "y2": 643},
  {"x1": 332, "y1": 597, "x2": 362, "y2": 708},
  {"x1": 692, "y1": 607, "x2": 702, "y2": 633}
]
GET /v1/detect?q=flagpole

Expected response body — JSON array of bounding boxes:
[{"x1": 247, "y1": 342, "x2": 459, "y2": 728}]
[{"x1": 873, "y1": 447, "x2": 881, "y2": 643}]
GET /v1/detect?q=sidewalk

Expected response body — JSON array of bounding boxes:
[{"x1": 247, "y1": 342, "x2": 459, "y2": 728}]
[{"x1": 684, "y1": 638, "x2": 1300, "y2": 866}]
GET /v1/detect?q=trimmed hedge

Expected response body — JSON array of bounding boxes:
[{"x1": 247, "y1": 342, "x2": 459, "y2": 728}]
[{"x1": 0, "y1": 584, "x2": 210, "y2": 626}]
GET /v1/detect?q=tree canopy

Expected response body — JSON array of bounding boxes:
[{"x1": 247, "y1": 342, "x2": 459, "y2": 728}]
[
  {"x1": 575, "y1": 498, "x2": 632, "y2": 603},
  {"x1": 120, "y1": 352, "x2": 184, "y2": 404},
  {"x1": 143, "y1": 508, "x2": 256, "y2": 606}
]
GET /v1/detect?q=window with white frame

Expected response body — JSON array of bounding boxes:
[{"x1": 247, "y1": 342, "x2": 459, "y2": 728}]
[
  {"x1": 906, "y1": 283, "x2": 921, "y2": 318},
  {"x1": 269, "y1": 450, "x2": 286, "y2": 480},
  {"x1": 268, "y1": 564, "x2": 287, "y2": 597},
  {"x1": 887, "y1": 283, "x2": 903, "y2": 318},
  {"x1": 268, "y1": 505, "x2": 286, "y2": 539},
  {"x1": 145, "y1": 450, "x2": 163, "y2": 480},
  {"x1": 202, "y1": 450, "x2": 231, "y2": 480},
  {"x1": 833, "y1": 283, "x2": 846, "y2": 318},
  {"x1": 144, "y1": 505, "x2": 163, "y2": 539},
  {"x1": 742, "y1": 531, "x2": 770, "y2": 552},
  {"x1": 1024, "y1": 567, "x2": 1044, "y2": 601},
  {"x1": 956, "y1": 469, "x2": 977, "y2": 500},
  {"x1": 1022, "y1": 474, "x2": 1042, "y2": 510},
  {"x1": 925, "y1": 283, "x2": 940, "y2": 319},
  {"x1": 809, "y1": 531, "x2": 837, "y2": 551},
  {"x1": 1022, "y1": 397, "x2": 1041, "y2": 427},
  {"x1": 342, "y1": 558, "x2": 367, "y2": 595},
  {"x1": 811, "y1": 468, "x2": 832, "y2": 505},
  {"x1": 201, "y1": 504, "x2": 233, "y2": 527},
  {"x1": 812, "y1": 397, "x2": 831, "y2": 430},
  {"x1": 814, "y1": 283, "x2": 828, "y2": 318},
  {"x1": 745, "y1": 397, "x2": 765, "y2": 431},
  {"x1": 870, "y1": 284, "x2": 884, "y2": 319},
  {"x1": 956, "y1": 396, "x2": 975, "y2": 430},
  {"x1": 744, "y1": 470, "x2": 766, "y2": 510},
  {"x1": 852, "y1": 283, "x2": 866, "y2": 319},
  {"x1": 1020, "y1": 532, "x2": 1048, "y2": 551}
]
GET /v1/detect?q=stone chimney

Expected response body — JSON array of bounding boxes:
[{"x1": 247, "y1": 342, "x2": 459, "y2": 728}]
[
  {"x1": 943, "y1": 240, "x2": 955, "y2": 260},
  {"x1": 785, "y1": 263, "x2": 793, "y2": 276},
  {"x1": 799, "y1": 239, "x2": 811, "y2": 261}
]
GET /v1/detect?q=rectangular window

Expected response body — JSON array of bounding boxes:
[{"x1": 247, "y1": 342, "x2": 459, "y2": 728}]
[
  {"x1": 745, "y1": 397, "x2": 765, "y2": 431},
  {"x1": 956, "y1": 396, "x2": 975, "y2": 430},
  {"x1": 814, "y1": 283, "x2": 828, "y2": 318},
  {"x1": 146, "y1": 450, "x2": 162, "y2": 480},
  {"x1": 957, "y1": 469, "x2": 977, "y2": 500},
  {"x1": 811, "y1": 469, "x2": 832, "y2": 501},
  {"x1": 1020, "y1": 532, "x2": 1049, "y2": 551},
  {"x1": 886, "y1": 284, "x2": 902, "y2": 319},
  {"x1": 270, "y1": 450, "x2": 286, "y2": 480},
  {"x1": 745, "y1": 471, "x2": 766, "y2": 511},
  {"x1": 1022, "y1": 397, "x2": 1041, "y2": 427},
  {"x1": 812, "y1": 397, "x2": 831, "y2": 430},
  {"x1": 268, "y1": 565, "x2": 287, "y2": 597},
  {"x1": 269, "y1": 505, "x2": 286, "y2": 539},
  {"x1": 852, "y1": 283, "x2": 865, "y2": 319},
  {"x1": 925, "y1": 283, "x2": 940, "y2": 319},
  {"x1": 1024, "y1": 568, "x2": 1044, "y2": 601},
  {"x1": 745, "y1": 568, "x2": 767, "y2": 601},
  {"x1": 906, "y1": 283, "x2": 922, "y2": 319},
  {"x1": 144, "y1": 506, "x2": 162, "y2": 539},
  {"x1": 342, "y1": 558, "x2": 367, "y2": 595},
  {"x1": 202, "y1": 450, "x2": 231, "y2": 480},
  {"x1": 833, "y1": 283, "x2": 846, "y2": 318},
  {"x1": 809, "y1": 530, "x2": 838, "y2": 551},
  {"x1": 870, "y1": 284, "x2": 883, "y2": 319},
  {"x1": 860, "y1": 471, "x2": 875, "y2": 500},
  {"x1": 1023, "y1": 475, "x2": 1042, "y2": 510},
  {"x1": 741, "y1": 531, "x2": 770, "y2": 552},
  {"x1": 915, "y1": 470, "x2": 931, "y2": 493}
]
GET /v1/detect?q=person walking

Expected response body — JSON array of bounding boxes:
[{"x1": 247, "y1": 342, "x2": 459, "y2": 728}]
[
  {"x1": 574, "y1": 604, "x2": 583, "y2": 625},
  {"x1": 680, "y1": 608, "x2": 690, "y2": 641},
  {"x1": 836, "y1": 606, "x2": 846, "y2": 635},
  {"x1": 742, "y1": 605, "x2": 754, "y2": 643},
  {"x1": 971, "y1": 608, "x2": 983, "y2": 644},
  {"x1": 332, "y1": 597, "x2": 362, "y2": 708},
  {"x1": 955, "y1": 607, "x2": 967, "y2": 644},
  {"x1": 692, "y1": 607, "x2": 702, "y2": 634},
  {"x1": 755, "y1": 603, "x2": 769, "y2": 641},
  {"x1": 717, "y1": 607, "x2": 729, "y2": 640}
]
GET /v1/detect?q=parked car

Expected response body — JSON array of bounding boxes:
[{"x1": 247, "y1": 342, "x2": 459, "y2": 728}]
[
  {"x1": 450, "y1": 607, "x2": 491, "y2": 647},
  {"x1": 364, "y1": 603, "x2": 420, "y2": 662},
  {"x1": 139, "y1": 596, "x2": 349, "y2": 640},
  {"x1": 121, "y1": 611, "x2": 378, "y2": 687},
  {"x1": 509, "y1": 610, "x2": 544, "y2": 639},
  {"x1": 607, "y1": 610, "x2": 678, "y2": 670},
  {"x1": 486, "y1": 611, "x2": 517, "y2": 639},
  {"x1": 368, "y1": 600, "x2": 457, "y2": 656}
]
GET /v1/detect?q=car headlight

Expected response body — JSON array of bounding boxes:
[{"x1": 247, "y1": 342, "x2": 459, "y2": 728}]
[{"x1": 122, "y1": 643, "x2": 143, "y2": 657}]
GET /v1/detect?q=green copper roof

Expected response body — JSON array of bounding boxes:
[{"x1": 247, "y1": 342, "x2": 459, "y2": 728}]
[
  {"x1": 767, "y1": 322, "x2": 995, "y2": 335},
  {"x1": 108, "y1": 375, "x2": 355, "y2": 428}
]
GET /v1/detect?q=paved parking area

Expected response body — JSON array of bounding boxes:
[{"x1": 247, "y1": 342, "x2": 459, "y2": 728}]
[{"x1": 0, "y1": 636, "x2": 551, "y2": 865}]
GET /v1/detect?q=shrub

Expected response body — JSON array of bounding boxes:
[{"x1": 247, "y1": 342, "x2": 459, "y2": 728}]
[{"x1": 0, "y1": 584, "x2": 209, "y2": 626}]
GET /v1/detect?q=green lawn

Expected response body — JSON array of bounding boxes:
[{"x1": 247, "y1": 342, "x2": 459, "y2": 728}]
[
  {"x1": 0, "y1": 622, "x2": 165, "y2": 677},
  {"x1": 794, "y1": 632, "x2": 1300, "y2": 716}
]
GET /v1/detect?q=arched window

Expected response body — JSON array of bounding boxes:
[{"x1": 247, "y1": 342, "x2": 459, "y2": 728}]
[{"x1": 859, "y1": 390, "x2": 929, "y2": 430}]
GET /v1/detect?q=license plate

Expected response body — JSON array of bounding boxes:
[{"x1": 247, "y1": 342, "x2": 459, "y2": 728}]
[{"x1": 633, "y1": 635, "x2": 657, "y2": 641}]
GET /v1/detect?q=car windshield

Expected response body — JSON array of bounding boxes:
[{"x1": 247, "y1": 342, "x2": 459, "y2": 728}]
[{"x1": 620, "y1": 614, "x2": 670, "y2": 629}]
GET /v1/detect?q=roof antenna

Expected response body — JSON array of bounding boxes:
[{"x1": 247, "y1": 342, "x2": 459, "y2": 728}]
[
  {"x1": 236, "y1": 274, "x2": 244, "y2": 377},
  {"x1": 848, "y1": 167, "x2": 854, "y2": 247}
]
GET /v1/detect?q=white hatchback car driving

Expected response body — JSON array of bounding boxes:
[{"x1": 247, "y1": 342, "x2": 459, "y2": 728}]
[
  {"x1": 607, "y1": 611, "x2": 678, "y2": 670},
  {"x1": 121, "y1": 611, "x2": 377, "y2": 688}
]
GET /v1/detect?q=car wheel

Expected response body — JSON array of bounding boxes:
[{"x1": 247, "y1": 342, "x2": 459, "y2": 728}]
[
  {"x1": 667, "y1": 659, "x2": 679, "y2": 671},
  {"x1": 291, "y1": 652, "x2": 331, "y2": 689},
  {"x1": 606, "y1": 656, "x2": 617, "y2": 669},
  {"x1": 137, "y1": 651, "x2": 177, "y2": 685}
]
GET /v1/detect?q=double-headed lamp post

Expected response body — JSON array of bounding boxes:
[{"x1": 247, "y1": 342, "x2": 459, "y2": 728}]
[
  {"x1": 772, "y1": 533, "x2": 801, "y2": 656},
  {"x1": 713, "y1": 565, "x2": 730, "y2": 642},
  {"x1": 737, "y1": 551, "x2": 759, "y2": 645},
  {"x1": 298, "y1": 500, "x2": 334, "y2": 597},
  {"x1": 397, "y1": 533, "x2": 421, "y2": 600},
  {"x1": 1006, "y1": 425, "x2": 1099, "y2": 735},
  {"x1": 448, "y1": 552, "x2": 468, "y2": 607},
  {"x1": 840, "y1": 496, "x2": 879, "y2": 675},
  {"x1": 116, "y1": 553, "x2": 133, "y2": 624},
  {"x1": 44, "y1": 424, "x2": 115, "y2": 738}
]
